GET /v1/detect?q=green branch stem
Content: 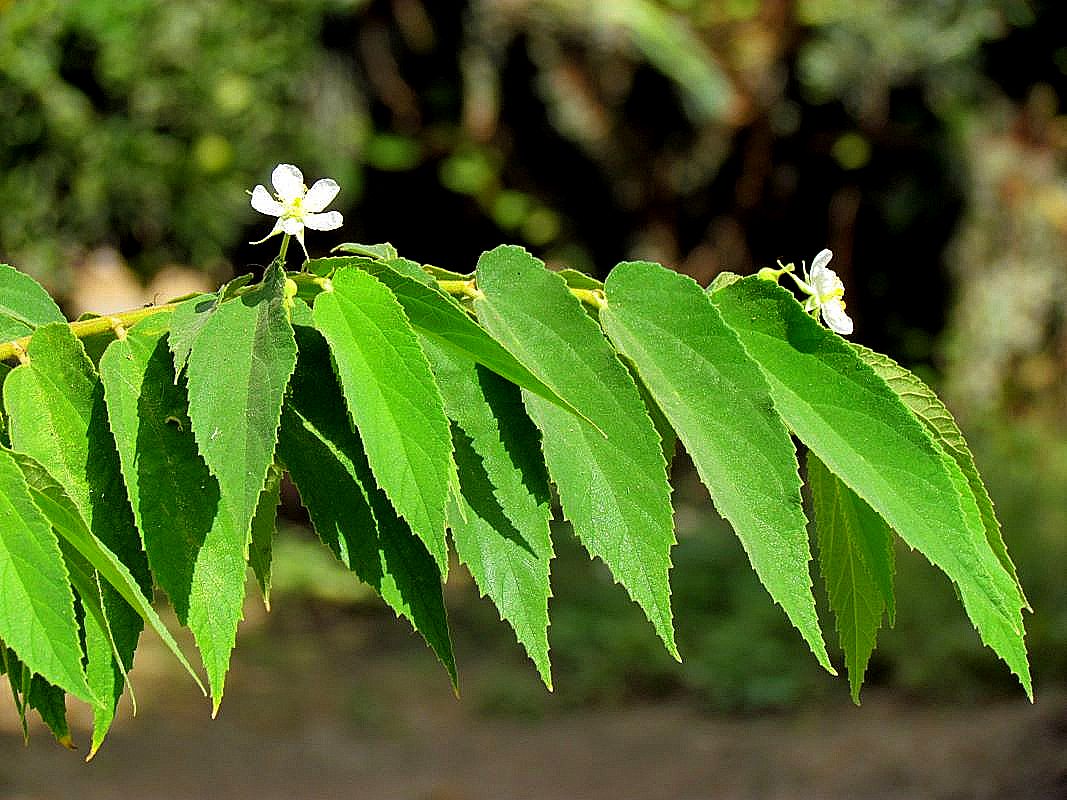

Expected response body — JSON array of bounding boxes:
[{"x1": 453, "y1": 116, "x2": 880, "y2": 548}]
[
  {"x1": 0, "y1": 302, "x2": 185, "y2": 363},
  {"x1": 0, "y1": 266, "x2": 607, "y2": 364}
]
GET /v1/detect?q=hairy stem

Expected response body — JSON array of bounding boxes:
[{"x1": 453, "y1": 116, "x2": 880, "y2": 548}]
[{"x1": 0, "y1": 302, "x2": 185, "y2": 363}]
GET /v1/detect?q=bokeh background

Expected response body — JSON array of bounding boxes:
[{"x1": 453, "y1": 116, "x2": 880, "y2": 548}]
[{"x1": 1, "y1": 1, "x2": 1065, "y2": 797}]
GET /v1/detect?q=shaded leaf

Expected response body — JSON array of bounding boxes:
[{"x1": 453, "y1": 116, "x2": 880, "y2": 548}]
[
  {"x1": 27, "y1": 673, "x2": 73, "y2": 749},
  {"x1": 249, "y1": 463, "x2": 282, "y2": 610},
  {"x1": 278, "y1": 325, "x2": 456, "y2": 686},
  {"x1": 808, "y1": 451, "x2": 895, "y2": 702},
  {"x1": 3, "y1": 322, "x2": 149, "y2": 752},
  {"x1": 11, "y1": 446, "x2": 204, "y2": 694},
  {"x1": 100, "y1": 315, "x2": 234, "y2": 697},
  {"x1": 422, "y1": 338, "x2": 554, "y2": 686}
]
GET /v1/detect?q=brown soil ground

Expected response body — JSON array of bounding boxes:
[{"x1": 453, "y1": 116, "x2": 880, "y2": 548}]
[{"x1": 1, "y1": 602, "x2": 1064, "y2": 800}]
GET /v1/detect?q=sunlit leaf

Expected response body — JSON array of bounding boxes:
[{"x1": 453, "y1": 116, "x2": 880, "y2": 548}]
[
  {"x1": 0, "y1": 449, "x2": 92, "y2": 703},
  {"x1": 313, "y1": 266, "x2": 453, "y2": 574},
  {"x1": 183, "y1": 262, "x2": 297, "y2": 708},
  {"x1": 851, "y1": 343, "x2": 1026, "y2": 607},
  {"x1": 3, "y1": 322, "x2": 149, "y2": 752},
  {"x1": 711, "y1": 277, "x2": 1030, "y2": 695},
  {"x1": 602, "y1": 261, "x2": 831, "y2": 671},
  {"x1": 474, "y1": 246, "x2": 678, "y2": 657}
]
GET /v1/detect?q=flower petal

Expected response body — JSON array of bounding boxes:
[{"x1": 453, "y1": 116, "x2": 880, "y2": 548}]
[
  {"x1": 249, "y1": 218, "x2": 285, "y2": 245},
  {"x1": 821, "y1": 300, "x2": 854, "y2": 336},
  {"x1": 303, "y1": 210, "x2": 343, "y2": 231},
  {"x1": 280, "y1": 216, "x2": 304, "y2": 236},
  {"x1": 294, "y1": 228, "x2": 309, "y2": 259},
  {"x1": 250, "y1": 185, "x2": 283, "y2": 217},
  {"x1": 303, "y1": 178, "x2": 340, "y2": 213},
  {"x1": 812, "y1": 266, "x2": 844, "y2": 298},
  {"x1": 272, "y1": 164, "x2": 305, "y2": 203},
  {"x1": 810, "y1": 248, "x2": 833, "y2": 275}
]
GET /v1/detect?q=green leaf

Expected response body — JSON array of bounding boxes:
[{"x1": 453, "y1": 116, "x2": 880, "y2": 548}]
[
  {"x1": 348, "y1": 255, "x2": 593, "y2": 424},
  {"x1": 601, "y1": 261, "x2": 832, "y2": 671},
  {"x1": 100, "y1": 314, "x2": 208, "y2": 623},
  {"x1": 183, "y1": 262, "x2": 297, "y2": 708},
  {"x1": 0, "y1": 644, "x2": 30, "y2": 732},
  {"x1": 308, "y1": 255, "x2": 437, "y2": 288},
  {"x1": 0, "y1": 263, "x2": 66, "y2": 330},
  {"x1": 629, "y1": 364, "x2": 677, "y2": 464},
  {"x1": 12, "y1": 448, "x2": 204, "y2": 694},
  {"x1": 0, "y1": 449, "x2": 92, "y2": 704},
  {"x1": 101, "y1": 314, "x2": 245, "y2": 703},
  {"x1": 55, "y1": 545, "x2": 136, "y2": 714},
  {"x1": 711, "y1": 277, "x2": 1030, "y2": 695},
  {"x1": 249, "y1": 463, "x2": 282, "y2": 610},
  {"x1": 422, "y1": 338, "x2": 554, "y2": 687},
  {"x1": 423, "y1": 262, "x2": 474, "y2": 282},
  {"x1": 0, "y1": 646, "x2": 73, "y2": 748},
  {"x1": 166, "y1": 293, "x2": 218, "y2": 377},
  {"x1": 851, "y1": 343, "x2": 1026, "y2": 607},
  {"x1": 808, "y1": 451, "x2": 895, "y2": 702},
  {"x1": 706, "y1": 271, "x2": 742, "y2": 294},
  {"x1": 3, "y1": 322, "x2": 149, "y2": 751},
  {"x1": 168, "y1": 274, "x2": 255, "y2": 377},
  {"x1": 474, "y1": 245, "x2": 678, "y2": 657},
  {"x1": 380, "y1": 256, "x2": 440, "y2": 288},
  {"x1": 27, "y1": 672, "x2": 73, "y2": 749},
  {"x1": 312, "y1": 266, "x2": 453, "y2": 574},
  {"x1": 100, "y1": 323, "x2": 202, "y2": 561},
  {"x1": 0, "y1": 317, "x2": 32, "y2": 342},
  {"x1": 277, "y1": 325, "x2": 456, "y2": 686},
  {"x1": 331, "y1": 241, "x2": 399, "y2": 261},
  {"x1": 557, "y1": 269, "x2": 604, "y2": 291}
]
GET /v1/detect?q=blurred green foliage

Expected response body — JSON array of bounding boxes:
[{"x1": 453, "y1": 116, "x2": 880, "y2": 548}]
[{"x1": 0, "y1": 0, "x2": 366, "y2": 289}]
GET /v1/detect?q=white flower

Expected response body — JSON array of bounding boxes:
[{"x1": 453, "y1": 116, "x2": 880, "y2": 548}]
[
  {"x1": 250, "y1": 164, "x2": 343, "y2": 258},
  {"x1": 791, "y1": 249, "x2": 854, "y2": 336}
]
